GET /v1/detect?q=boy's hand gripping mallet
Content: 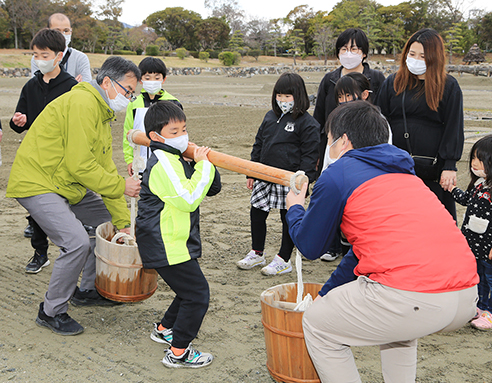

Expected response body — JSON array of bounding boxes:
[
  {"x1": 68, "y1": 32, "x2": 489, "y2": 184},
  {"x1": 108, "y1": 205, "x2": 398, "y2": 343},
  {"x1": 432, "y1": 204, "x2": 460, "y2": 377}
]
[{"x1": 126, "y1": 129, "x2": 308, "y2": 193}]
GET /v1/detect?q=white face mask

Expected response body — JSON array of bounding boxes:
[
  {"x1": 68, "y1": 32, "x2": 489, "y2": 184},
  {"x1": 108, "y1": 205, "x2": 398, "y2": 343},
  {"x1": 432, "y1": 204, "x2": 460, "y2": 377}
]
[
  {"x1": 35, "y1": 57, "x2": 58, "y2": 74},
  {"x1": 276, "y1": 99, "x2": 294, "y2": 114},
  {"x1": 339, "y1": 52, "x2": 363, "y2": 70},
  {"x1": 326, "y1": 137, "x2": 343, "y2": 166},
  {"x1": 471, "y1": 167, "x2": 486, "y2": 179},
  {"x1": 142, "y1": 81, "x2": 162, "y2": 95},
  {"x1": 64, "y1": 34, "x2": 71, "y2": 47},
  {"x1": 106, "y1": 81, "x2": 130, "y2": 112},
  {"x1": 156, "y1": 132, "x2": 189, "y2": 153},
  {"x1": 406, "y1": 56, "x2": 427, "y2": 76}
]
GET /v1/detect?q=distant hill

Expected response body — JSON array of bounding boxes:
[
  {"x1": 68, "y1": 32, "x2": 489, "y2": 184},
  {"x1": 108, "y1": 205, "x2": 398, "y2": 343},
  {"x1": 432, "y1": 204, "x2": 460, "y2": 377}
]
[{"x1": 121, "y1": 22, "x2": 135, "y2": 29}]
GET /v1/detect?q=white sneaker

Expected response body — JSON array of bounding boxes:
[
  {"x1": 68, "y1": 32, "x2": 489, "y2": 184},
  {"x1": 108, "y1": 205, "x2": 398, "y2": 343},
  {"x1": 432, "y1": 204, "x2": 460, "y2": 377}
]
[
  {"x1": 261, "y1": 255, "x2": 292, "y2": 275},
  {"x1": 320, "y1": 251, "x2": 341, "y2": 262},
  {"x1": 237, "y1": 250, "x2": 266, "y2": 270}
]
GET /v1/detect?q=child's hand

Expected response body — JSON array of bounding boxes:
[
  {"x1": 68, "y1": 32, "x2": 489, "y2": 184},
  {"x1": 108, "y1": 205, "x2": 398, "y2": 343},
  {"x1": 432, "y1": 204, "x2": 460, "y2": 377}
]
[
  {"x1": 489, "y1": 248, "x2": 492, "y2": 261},
  {"x1": 246, "y1": 178, "x2": 254, "y2": 190},
  {"x1": 75, "y1": 74, "x2": 83, "y2": 82},
  {"x1": 440, "y1": 170, "x2": 457, "y2": 192},
  {"x1": 12, "y1": 112, "x2": 27, "y2": 127},
  {"x1": 194, "y1": 146, "x2": 210, "y2": 162},
  {"x1": 127, "y1": 163, "x2": 134, "y2": 177}
]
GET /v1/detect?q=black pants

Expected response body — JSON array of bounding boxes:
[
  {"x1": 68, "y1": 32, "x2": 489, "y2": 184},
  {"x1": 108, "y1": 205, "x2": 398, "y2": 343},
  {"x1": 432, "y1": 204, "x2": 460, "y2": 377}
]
[
  {"x1": 423, "y1": 179, "x2": 457, "y2": 222},
  {"x1": 155, "y1": 259, "x2": 209, "y2": 349},
  {"x1": 27, "y1": 215, "x2": 49, "y2": 255},
  {"x1": 250, "y1": 206, "x2": 295, "y2": 262}
]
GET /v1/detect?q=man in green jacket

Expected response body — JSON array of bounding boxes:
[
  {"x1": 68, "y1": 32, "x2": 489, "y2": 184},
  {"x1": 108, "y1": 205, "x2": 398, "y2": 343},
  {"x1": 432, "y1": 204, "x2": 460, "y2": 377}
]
[{"x1": 7, "y1": 56, "x2": 141, "y2": 336}]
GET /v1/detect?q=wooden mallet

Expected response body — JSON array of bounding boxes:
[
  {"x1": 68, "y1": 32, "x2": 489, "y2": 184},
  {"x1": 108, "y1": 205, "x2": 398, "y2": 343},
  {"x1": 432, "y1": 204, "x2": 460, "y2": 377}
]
[{"x1": 126, "y1": 129, "x2": 308, "y2": 193}]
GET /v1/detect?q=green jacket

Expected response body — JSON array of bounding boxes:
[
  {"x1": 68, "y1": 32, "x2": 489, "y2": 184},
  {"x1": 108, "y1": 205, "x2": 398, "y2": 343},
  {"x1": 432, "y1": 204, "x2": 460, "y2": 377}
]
[
  {"x1": 136, "y1": 141, "x2": 221, "y2": 267},
  {"x1": 6, "y1": 81, "x2": 130, "y2": 229},
  {"x1": 123, "y1": 90, "x2": 181, "y2": 165}
]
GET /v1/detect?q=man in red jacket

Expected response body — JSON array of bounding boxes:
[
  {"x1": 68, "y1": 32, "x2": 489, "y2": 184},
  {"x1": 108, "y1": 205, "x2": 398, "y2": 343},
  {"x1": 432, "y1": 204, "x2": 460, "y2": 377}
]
[{"x1": 286, "y1": 101, "x2": 478, "y2": 383}]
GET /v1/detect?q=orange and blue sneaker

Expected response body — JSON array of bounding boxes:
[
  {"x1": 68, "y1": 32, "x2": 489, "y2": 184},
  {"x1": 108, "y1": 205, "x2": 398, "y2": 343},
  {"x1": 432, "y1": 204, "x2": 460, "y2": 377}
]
[
  {"x1": 150, "y1": 323, "x2": 173, "y2": 345},
  {"x1": 162, "y1": 344, "x2": 213, "y2": 368}
]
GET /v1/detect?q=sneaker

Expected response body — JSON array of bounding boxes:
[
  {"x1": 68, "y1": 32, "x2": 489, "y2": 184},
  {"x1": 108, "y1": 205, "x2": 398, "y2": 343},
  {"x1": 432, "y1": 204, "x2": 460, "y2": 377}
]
[
  {"x1": 70, "y1": 286, "x2": 121, "y2": 307},
  {"x1": 237, "y1": 250, "x2": 266, "y2": 270},
  {"x1": 471, "y1": 310, "x2": 492, "y2": 330},
  {"x1": 35, "y1": 302, "x2": 84, "y2": 336},
  {"x1": 472, "y1": 308, "x2": 484, "y2": 320},
  {"x1": 24, "y1": 223, "x2": 34, "y2": 238},
  {"x1": 261, "y1": 255, "x2": 292, "y2": 276},
  {"x1": 25, "y1": 251, "x2": 50, "y2": 273},
  {"x1": 150, "y1": 323, "x2": 173, "y2": 345},
  {"x1": 320, "y1": 251, "x2": 342, "y2": 262},
  {"x1": 162, "y1": 344, "x2": 213, "y2": 369}
]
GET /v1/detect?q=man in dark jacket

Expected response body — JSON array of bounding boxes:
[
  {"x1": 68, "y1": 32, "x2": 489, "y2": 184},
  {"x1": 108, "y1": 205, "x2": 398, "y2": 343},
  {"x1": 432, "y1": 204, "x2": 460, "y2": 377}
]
[{"x1": 10, "y1": 28, "x2": 77, "y2": 273}]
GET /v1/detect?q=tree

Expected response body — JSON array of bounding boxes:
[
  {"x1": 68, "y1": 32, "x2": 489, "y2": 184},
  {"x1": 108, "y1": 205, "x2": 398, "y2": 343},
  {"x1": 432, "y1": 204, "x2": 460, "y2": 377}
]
[
  {"x1": 285, "y1": 5, "x2": 316, "y2": 54},
  {"x1": 267, "y1": 18, "x2": 283, "y2": 57},
  {"x1": 126, "y1": 24, "x2": 157, "y2": 53},
  {"x1": 445, "y1": 22, "x2": 464, "y2": 63},
  {"x1": 3, "y1": 0, "x2": 25, "y2": 48},
  {"x1": 144, "y1": 7, "x2": 202, "y2": 50},
  {"x1": 228, "y1": 29, "x2": 244, "y2": 52},
  {"x1": 0, "y1": 7, "x2": 12, "y2": 48},
  {"x1": 245, "y1": 17, "x2": 270, "y2": 51},
  {"x1": 286, "y1": 28, "x2": 304, "y2": 65},
  {"x1": 204, "y1": 0, "x2": 244, "y2": 34},
  {"x1": 312, "y1": 25, "x2": 335, "y2": 64},
  {"x1": 196, "y1": 16, "x2": 230, "y2": 50},
  {"x1": 359, "y1": 3, "x2": 382, "y2": 55}
]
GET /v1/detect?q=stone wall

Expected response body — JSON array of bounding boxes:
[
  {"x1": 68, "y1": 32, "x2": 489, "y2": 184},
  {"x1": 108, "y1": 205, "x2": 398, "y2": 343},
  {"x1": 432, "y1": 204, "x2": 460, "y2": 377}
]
[{"x1": 3, "y1": 63, "x2": 491, "y2": 78}]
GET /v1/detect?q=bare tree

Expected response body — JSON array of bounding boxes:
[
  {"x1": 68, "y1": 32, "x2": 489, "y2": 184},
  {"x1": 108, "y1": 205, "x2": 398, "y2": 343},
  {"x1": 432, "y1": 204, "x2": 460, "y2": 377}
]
[
  {"x1": 312, "y1": 25, "x2": 335, "y2": 65},
  {"x1": 204, "y1": 0, "x2": 244, "y2": 34}
]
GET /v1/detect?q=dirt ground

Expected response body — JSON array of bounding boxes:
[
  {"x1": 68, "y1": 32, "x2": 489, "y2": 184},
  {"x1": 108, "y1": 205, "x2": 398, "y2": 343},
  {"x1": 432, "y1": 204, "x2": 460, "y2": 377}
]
[{"x1": 1, "y1": 72, "x2": 492, "y2": 383}]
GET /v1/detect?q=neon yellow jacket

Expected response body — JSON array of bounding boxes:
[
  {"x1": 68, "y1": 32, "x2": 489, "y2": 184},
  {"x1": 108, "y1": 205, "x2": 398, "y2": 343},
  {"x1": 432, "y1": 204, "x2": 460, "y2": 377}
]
[
  {"x1": 136, "y1": 142, "x2": 221, "y2": 267},
  {"x1": 123, "y1": 90, "x2": 181, "y2": 165},
  {"x1": 6, "y1": 81, "x2": 130, "y2": 229}
]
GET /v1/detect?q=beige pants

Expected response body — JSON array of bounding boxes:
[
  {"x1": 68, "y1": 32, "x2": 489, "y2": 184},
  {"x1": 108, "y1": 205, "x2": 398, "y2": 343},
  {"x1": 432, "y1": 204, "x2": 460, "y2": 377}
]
[{"x1": 302, "y1": 276, "x2": 477, "y2": 383}]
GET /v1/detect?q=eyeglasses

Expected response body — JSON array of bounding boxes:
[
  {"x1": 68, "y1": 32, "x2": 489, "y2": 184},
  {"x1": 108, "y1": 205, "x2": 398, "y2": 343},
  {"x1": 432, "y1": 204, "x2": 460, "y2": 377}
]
[
  {"x1": 53, "y1": 27, "x2": 72, "y2": 35},
  {"x1": 112, "y1": 79, "x2": 136, "y2": 102},
  {"x1": 339, "y1": 46, "x2": 361, "y2": 54}
]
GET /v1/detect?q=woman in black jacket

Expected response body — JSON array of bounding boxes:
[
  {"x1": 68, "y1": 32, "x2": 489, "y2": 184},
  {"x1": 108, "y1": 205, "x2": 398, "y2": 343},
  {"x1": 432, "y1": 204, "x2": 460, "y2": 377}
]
[{"x1": 376, "y1": 28, "x2": 464, "y2": 220}]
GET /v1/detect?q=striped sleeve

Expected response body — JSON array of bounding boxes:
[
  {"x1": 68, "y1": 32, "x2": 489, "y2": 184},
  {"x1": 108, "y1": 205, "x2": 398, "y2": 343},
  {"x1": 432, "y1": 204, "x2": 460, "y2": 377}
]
[{"x1": 150, "y1": 150, "x2": 215, "y2": 212}]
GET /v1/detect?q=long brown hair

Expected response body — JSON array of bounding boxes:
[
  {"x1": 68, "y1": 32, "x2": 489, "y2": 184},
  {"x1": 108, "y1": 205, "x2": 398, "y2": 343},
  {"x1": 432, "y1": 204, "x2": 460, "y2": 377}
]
[{"x1": 394, "y1": 28, "x2": 446, "y2": 112}]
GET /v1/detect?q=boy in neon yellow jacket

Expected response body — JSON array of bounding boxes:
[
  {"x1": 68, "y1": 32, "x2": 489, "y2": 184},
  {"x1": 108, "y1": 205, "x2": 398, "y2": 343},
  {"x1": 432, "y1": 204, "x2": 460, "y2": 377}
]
[{"x1": 136, "y1": 101, "x2": 221, "y2": 368}]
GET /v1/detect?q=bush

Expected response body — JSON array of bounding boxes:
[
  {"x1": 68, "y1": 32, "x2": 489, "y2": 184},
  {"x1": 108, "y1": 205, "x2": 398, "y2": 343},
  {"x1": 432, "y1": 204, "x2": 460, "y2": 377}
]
[
  {"x1": 113, "y1": 49, "x2": 137, "y2": 56},
  {"x1": 206, "y1": 50, "x2": 220, "y2": 59},
  {"x1": 248, "y1": 49, "x2": 261, "y2": 61},
  {"x1": 199, "y1": 51, "x2": 210, "y2": 62},
  {"x1": 162, "y1": 51, "x2": 171, "y2": 57},
  {"x1": 146, "y1": 45, "x2": 159, "y2": 56},
  {"x1": 176, "y1": 47, "x2": 188, "y2": 60},
  {"x1": 188, "y1": 51, "x2": 199, "y2": 59},
  {"x1": 136, "y1": 48, "x2": 143, "y2": 56},
  {"x1": 218, "y1": 51, "x2": 241, "y2": 66}
]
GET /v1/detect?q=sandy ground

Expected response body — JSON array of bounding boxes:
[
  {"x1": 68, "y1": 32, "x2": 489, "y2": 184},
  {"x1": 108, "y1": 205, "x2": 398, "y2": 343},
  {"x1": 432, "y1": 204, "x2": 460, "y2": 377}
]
[{"x1": 1, "y1": 72, "x2": 492, "y2": 383}]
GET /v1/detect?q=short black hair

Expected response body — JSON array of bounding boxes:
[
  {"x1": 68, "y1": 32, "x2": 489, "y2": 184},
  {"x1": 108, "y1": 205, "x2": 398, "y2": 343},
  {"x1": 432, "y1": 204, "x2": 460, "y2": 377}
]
[
  {"x1": 335, "y1": 28, "x2": 369, "y2": 61},
  {"x1": 30, "y1": 28, "x2": 65, "y2": 53},
  {"x1": 138, "y1": 57, "x2": 167, "y2": 78},
  {"x1": 326, "y1": 101, "x2": 388, "y2": 149},
  {"x1": 271, "y1": 72, "x2": 310, "y2": 119},
  {"x1": 144, "y1": 101, "x2": 186, "y2": 138},
  {"x1": 334, "y1": 72, "x2": 372, "y2": 105},
  {"x1": 468, "y1": 134, "x2": 492, "y2": 190},
  {"x1": 96, "y1": 56, "x2": 141, "y2": 85}
]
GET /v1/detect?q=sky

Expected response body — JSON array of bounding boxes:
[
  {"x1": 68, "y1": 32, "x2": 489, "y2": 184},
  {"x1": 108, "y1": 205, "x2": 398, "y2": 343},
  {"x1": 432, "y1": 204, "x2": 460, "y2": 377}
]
[{"x1": 117, "y1": 0, "x2": 492, "y2": 27}]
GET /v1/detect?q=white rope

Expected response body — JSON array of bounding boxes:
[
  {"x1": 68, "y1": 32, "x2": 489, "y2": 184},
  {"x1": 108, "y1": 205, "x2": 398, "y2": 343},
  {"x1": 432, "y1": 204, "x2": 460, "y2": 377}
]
[
  {"x1": 290, "y1": 170, "x2": 305, "y2": 195},
  {"x1": 293, "y1": 249, "x2": 313, "y2": 311}
]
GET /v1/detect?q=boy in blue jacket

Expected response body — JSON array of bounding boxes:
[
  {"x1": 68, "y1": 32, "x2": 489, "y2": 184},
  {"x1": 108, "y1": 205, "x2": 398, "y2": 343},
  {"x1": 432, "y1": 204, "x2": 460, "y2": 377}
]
[{"x1": 136, "y1": 101, "x2": 221, "y2": 368}]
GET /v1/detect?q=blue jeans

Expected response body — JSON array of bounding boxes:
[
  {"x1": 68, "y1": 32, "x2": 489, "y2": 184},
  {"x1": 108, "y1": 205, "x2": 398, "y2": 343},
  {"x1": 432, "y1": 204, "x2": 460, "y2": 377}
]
[{"x1": 477, "y1": 259, "x2": 492, "y2": 312}]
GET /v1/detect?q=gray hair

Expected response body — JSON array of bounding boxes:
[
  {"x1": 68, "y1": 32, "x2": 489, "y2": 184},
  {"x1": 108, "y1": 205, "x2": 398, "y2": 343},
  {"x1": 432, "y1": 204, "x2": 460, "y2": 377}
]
[{"x1": 96, "y1": 56, "x2": 141, "y2": 85}]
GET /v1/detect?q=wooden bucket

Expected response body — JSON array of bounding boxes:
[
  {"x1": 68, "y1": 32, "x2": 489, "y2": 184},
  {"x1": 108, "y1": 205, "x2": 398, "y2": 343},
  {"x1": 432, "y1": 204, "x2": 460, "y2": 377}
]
[
  {"x1": 95, "y1": 222, "x2": 158, "y2": 302},
  {"x1": 260, "y1": 282, "x2": 322, "y2": 383}
]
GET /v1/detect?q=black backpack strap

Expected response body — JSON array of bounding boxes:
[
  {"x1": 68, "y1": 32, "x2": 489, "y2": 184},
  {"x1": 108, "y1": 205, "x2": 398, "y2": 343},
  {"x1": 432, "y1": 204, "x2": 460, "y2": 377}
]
[{"x1": 60, "y1": 48, "x2": 72, "y2": 69}]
